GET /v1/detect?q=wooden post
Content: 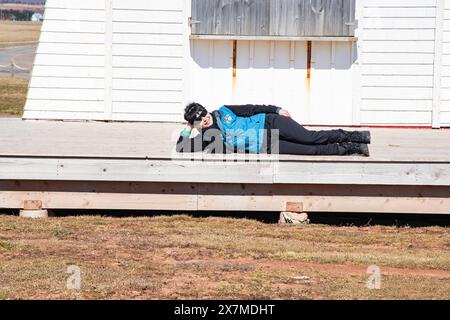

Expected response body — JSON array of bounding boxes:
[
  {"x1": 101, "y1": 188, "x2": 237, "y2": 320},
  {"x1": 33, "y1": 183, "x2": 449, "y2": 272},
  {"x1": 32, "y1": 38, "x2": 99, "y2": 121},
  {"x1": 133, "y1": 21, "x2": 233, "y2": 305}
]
[{"x1": 10, "y1": 63, "x2": 14, "y2": 78}]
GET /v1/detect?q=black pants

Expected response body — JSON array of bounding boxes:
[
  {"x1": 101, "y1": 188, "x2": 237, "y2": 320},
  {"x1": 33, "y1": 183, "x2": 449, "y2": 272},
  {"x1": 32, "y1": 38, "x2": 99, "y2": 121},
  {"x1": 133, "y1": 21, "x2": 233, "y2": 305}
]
[{"x1": 264, "y1": 114, "x2": 344, "y2": 155}]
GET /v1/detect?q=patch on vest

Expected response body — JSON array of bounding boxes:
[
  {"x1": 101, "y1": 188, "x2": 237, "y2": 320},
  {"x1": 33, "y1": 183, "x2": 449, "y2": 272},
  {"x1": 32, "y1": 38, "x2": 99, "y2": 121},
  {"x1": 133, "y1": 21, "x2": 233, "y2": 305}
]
[{"x1": 223, "y1": 114, "x2": 233, "y2": 125}]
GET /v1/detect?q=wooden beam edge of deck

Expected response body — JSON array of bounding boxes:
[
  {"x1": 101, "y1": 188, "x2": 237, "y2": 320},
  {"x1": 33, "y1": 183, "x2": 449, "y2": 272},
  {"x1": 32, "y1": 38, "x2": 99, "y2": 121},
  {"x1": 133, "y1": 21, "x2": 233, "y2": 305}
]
[
  {"x1": 1, "y1": 181, "x2": 449, "y2": 214},
  {"x1": 1, "y1": 157, "x2": 450, "y2": 186}
]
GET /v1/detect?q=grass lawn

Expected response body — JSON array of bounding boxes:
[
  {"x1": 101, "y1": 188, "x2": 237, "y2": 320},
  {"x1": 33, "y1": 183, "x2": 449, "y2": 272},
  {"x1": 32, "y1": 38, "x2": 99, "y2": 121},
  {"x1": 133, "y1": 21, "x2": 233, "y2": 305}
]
[
  {"x1": 0, "y1": 77, "x2": 27, "y2": 116},
  {"x1": 0, "y1": 21, "x2": 41, "y2": 48},
  {"x1": 0, "y1": 214, "x2": 449, "y2": 300}
]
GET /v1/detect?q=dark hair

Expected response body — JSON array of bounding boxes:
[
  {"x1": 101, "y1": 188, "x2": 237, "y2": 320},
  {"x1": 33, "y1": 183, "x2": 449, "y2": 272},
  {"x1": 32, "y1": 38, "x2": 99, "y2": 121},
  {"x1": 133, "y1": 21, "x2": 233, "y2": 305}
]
[{"x1": 184, "y1": 102, "x2": 208, "y2": 124}]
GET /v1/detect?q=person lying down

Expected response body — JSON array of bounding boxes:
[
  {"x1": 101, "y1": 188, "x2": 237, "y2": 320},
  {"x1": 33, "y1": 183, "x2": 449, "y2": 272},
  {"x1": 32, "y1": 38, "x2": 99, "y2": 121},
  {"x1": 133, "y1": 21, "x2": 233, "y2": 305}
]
[{"x1": 176, "y1": 103, "x2": 370, "y2": 156}]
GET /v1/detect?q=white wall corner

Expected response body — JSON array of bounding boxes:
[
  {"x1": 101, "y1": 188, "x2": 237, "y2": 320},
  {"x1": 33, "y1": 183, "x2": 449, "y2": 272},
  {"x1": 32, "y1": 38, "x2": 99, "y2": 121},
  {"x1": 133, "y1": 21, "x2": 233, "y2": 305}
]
[
  {"x1": 104, "y1": 0, "x2": 113, "y2": 120},
  {"x1": 351, "y1": 0, "x2": 363, "y2": 126},
  {"x1": 432, "y1": 0, "x2": 445, "y2": 129},
  {"x1": 181, "y1": 0, "x2": 194, "y2": 122}
]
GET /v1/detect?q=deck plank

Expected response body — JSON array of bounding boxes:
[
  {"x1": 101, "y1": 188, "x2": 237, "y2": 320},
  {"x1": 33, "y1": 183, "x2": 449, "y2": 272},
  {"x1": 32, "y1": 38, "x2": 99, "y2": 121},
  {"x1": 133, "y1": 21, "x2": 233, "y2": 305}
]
[
  {"x1": 1, "y1": 119, "x2": 450, "y2": 186},
  {"x1": 1, "y1": 118, "x2": 450, "y2": 162}
]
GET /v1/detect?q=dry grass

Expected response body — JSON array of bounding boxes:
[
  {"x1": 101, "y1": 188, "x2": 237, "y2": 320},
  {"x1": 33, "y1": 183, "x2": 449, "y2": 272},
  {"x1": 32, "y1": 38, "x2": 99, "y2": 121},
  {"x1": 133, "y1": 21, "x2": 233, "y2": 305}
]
[
  {"x1": 0, "y1": 21, "x2": 41, "y2": 47},
  {"x1": 0, "y1": 214, "x2": 449, "y2": 300},
  {"x1": 0, "y1": 22, "x2": 38, "y2": 116},
  {"x1": 0, "y1": 77, "x2": 27, "y2": 116}
]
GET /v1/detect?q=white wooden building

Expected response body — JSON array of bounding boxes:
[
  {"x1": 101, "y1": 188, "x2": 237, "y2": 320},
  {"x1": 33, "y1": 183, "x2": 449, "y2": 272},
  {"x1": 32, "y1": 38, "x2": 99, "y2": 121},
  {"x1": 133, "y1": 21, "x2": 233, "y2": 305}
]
[{"x1": 23, "y1": 0, "x2": 450, "y2": 128}]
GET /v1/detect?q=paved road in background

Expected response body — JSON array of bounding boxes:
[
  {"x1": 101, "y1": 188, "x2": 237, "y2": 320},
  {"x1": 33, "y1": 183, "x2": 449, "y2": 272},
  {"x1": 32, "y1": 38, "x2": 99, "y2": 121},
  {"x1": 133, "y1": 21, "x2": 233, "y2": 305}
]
[{"x1": 0, "y1": 45, "x2": 37, "y2": 78}]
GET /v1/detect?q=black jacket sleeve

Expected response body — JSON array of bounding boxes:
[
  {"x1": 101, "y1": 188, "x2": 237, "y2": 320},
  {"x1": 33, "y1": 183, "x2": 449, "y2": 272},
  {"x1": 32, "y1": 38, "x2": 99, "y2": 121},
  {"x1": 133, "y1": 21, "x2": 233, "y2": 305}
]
[{"x1": 224, "y1": 104, "x2": 281, "y2": 117}]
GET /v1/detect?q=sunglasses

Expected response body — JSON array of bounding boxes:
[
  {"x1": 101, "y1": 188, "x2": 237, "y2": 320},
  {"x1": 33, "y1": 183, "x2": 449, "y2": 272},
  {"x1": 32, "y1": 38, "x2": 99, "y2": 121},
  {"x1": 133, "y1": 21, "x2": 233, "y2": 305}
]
[{"x1": 193, "y1": 110, "x2": 208, "y2": 127}]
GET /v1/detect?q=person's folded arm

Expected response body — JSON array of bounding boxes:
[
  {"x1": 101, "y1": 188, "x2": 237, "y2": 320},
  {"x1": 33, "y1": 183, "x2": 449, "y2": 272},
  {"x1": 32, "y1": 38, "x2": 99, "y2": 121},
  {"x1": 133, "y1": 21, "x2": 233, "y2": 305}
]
[
  {"x1": 224, "y1": 104, "x2": 282, "y2": 117},
  {"x1": 176, "y1": 128, "x2": 209, "y2": 153}
]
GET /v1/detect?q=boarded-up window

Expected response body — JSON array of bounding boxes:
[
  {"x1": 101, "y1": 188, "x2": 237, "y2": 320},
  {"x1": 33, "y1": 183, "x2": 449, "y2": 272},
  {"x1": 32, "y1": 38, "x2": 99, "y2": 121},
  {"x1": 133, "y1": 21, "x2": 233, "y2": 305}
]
[{"x1": 191, "y1": 0, "x2": 356, "y2": 37}]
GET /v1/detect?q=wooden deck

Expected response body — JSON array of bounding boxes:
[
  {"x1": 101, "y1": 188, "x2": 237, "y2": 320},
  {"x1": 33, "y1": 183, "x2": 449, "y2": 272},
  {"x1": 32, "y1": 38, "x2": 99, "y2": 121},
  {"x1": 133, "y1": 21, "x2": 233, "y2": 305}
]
[{"x1": 1, "y1": 118, "x2": 450, "y2": 214}]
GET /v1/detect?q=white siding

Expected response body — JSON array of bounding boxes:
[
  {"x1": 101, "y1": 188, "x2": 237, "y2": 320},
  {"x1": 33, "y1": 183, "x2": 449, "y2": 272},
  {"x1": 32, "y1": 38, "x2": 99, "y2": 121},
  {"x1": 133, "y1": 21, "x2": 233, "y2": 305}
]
[
  {"x1": 24, "y1": 0, "x2": 107, "y2": 119},
  {"x1": 111, "y1": 0, "x2": 186, "y2": 121},
  {"x1": 23, "y1": 0, "x2": 450, "y2": 127},
  {"x1": 24, "y1": 0, "x2": 187, "y2": 122},
  {"x1": 359, "y1": 0, "x2": 436, "y2": 126}
]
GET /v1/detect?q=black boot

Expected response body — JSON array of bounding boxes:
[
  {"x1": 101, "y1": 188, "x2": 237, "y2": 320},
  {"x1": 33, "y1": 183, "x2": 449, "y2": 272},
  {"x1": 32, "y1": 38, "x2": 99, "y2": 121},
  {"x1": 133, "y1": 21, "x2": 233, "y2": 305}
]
[
  {"x1": 338, "y1": 142, "x2": 370, "y2": 157},
  {"x1": 337, "y1": 129, "x2": 371, "y2": 144}
]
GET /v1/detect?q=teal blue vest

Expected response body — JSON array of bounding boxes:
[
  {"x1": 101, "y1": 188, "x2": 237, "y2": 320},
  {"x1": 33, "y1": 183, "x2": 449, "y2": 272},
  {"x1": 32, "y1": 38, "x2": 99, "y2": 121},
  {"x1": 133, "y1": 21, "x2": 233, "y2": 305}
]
[{"x1": 214, "y1": 106, "x2": 266, "y2": 153}]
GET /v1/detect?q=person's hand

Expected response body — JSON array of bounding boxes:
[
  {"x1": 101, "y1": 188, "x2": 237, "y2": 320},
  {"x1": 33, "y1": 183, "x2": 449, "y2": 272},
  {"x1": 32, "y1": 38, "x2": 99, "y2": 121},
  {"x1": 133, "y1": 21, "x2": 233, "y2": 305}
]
[
  {"x1": 279, "y1": 109, "x2": 291, "y2": 117},
  {"x1": 181, "y1": 123, "x2": 194, "y2": 136}
]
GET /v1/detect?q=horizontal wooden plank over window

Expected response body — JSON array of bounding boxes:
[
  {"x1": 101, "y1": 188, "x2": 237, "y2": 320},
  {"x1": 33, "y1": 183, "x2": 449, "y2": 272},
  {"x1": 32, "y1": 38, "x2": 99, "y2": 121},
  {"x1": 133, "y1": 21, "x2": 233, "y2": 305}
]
[{"x1": 191, "y1": 0, "x2": 356, "y2": 37}]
